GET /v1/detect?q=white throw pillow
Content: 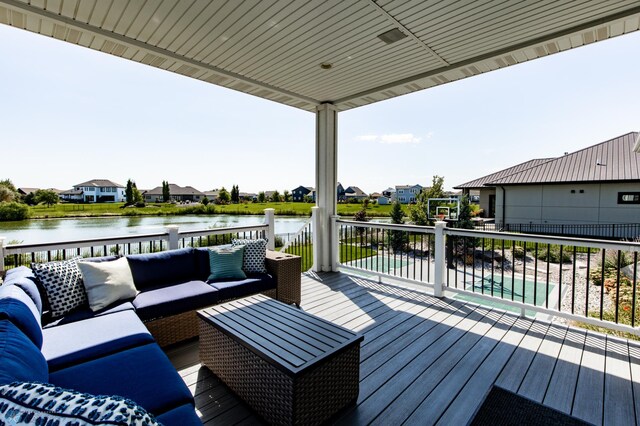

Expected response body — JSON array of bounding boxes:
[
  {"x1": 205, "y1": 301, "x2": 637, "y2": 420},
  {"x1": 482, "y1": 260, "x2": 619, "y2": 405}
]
[{"x1": 78, "y1": 257, "x2": 137, "y2": 312}]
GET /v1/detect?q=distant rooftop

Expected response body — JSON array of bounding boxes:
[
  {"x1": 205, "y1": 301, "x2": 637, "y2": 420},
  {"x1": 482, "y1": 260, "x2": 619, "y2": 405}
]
[{"x1": 74, "y1": 179, "x2": 124, "y2": 188}]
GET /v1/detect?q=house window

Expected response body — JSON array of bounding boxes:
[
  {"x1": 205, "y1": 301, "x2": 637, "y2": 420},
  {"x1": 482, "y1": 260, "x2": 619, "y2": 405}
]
[{"x1": 618, "y1": 192, "x2": 640, "y2": 204}]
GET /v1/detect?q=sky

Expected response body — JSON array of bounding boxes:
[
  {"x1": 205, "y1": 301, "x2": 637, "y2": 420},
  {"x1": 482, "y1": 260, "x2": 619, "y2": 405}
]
[{"x1": 1, "y1": 24, "x2": 639, "y2": 195}]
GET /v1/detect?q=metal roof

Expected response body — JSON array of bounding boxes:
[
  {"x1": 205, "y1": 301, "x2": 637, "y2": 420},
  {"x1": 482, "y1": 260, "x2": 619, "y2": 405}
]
[
  {"x1": 490, "y1": 132, "x2": 640, "y2": 185},
  {"x1": 454, "y1": 158, "x2": 555, "y2": 189},
  {"x1": 1, "y1": 1, "x2": 638, "y2": 112},
  {"x1": 74, "y1": 179, "x2": 124, "y2": 188}
]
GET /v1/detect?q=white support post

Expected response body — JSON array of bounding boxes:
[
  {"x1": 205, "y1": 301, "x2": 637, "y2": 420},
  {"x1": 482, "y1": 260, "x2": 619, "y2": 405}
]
[
  {"x1": 311, "y1": 207, "x2": 321, "y2": 271},
  {"x1": 331, "y1": 215, "x2": 340, "y2": 270},
  {"x1": 166, "y1": 226, "x2": 180, "y2": 250},
  {"x1": 433, "y1": 221, "x2": 446, "y2": 298},
  {"x1": 0, "y1": 237, "x2": 5, "y2": 274},
  {"x1": 264, "y1": 208, "x2": 275, "y2": 250},
  {"x1": 315, "y1": 103, "x2": 338, "y2": 271}
]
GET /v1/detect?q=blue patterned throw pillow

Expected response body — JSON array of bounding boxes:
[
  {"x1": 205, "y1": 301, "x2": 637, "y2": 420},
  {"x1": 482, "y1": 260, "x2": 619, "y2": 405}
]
[
  {"x1": 0, "y1": 381, "x2": 160, "y2": 426},
  {"x1": 208, "y1": 245, "x2": 246, "y2": 281},
  {"x1": 232, "y1": 239, "x2": 267, "y2": 273},
  {"x1": 31, "y1": 257, "x2": 88, "y2": 319}
]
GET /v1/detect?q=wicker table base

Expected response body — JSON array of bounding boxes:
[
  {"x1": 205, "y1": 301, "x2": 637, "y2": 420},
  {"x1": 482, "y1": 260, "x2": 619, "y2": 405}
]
[{"x1": 198, "y1": 295, "x2": 363, "y2": 426}]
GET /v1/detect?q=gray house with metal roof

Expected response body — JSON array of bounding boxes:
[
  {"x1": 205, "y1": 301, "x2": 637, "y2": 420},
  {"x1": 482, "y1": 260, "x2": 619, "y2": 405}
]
[{"x1": 456, "y1": 132, "x2": 640, "y2": 226}]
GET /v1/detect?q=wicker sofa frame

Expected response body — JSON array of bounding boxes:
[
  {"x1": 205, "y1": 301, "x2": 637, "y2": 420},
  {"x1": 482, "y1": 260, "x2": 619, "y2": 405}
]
[{"x1": 145, "y1": 250, "x2": 301, "y2": 347}]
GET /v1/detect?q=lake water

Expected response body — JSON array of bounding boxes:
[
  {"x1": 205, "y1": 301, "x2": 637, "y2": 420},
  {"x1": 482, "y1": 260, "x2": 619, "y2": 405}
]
[{"x1": 0, "y1": 215, "x2": 312, "y2": 244}]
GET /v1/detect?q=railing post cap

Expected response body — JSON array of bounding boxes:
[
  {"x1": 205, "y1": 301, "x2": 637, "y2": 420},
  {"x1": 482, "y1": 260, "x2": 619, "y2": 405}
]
[
  {"x1": 264, "y1": 208, "x2": 275, "y2": 212},
  {"x1": 165, "y1": 225, "x2": 179, "y2": 230}
]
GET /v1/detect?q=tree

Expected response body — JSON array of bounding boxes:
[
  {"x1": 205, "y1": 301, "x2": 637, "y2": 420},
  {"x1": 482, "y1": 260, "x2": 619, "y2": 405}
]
[
  {"x1": 258, "y1": 192, "x2": 266, "y2": 203},
  {"x1": 230, "y1": 185, "x2": 240, "y2": 203},
  {"x1": 0, "y1": 179, "x2": 17, "y2": 193},
  {"x1": 34, "y1": 189, "x2": 59, "y2": 207},
  {"x1": 410, "y1": 175, "x2": 445, "y2": 226},
  {"x1": 162, "y1": 181, "x2": 170, "y2": 202},
  {"x1": 389, "y1": 201, "x2": 408, "y2": 252},
  {"x1": 0, "y1": 186, "x2": 15, "y2": 203},
  {"x1": 201, "y1": 196, "x2": 210, "y2": 206},
  {"x1": 24, "y1": 192, "x2": 37, "y2": 206},
  {"x1": 283, "y1": 190, "x2": 291, "y2": 202},
  {"x1": 0, "y1": 202, "x2": 29, "y2": 221},
  {"x1": 303, "y1": 194, "x2": 313, "y2": 203},
  {"x1": 218, "y1": 187, "x2": 230, "y2": 204},
  {"x1": 270, "y1": 190, "x2": 281, "y2": 202},
  {"x1": 133, "y1": 187, "x2": 144, "y2": 206},
  {"x1": 447, "y1": 194, "x2": 476, "y2": 268},
  {"x1": 125, "y1": 179, "x2": 135, "y2": 205},
  {"x1": 353, "y1": 203, "x2": 369, "y2": 237}
]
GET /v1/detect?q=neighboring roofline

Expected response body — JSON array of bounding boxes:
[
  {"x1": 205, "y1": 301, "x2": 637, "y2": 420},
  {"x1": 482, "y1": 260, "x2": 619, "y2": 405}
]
[
  {"x1": 493, "y1": 179, "x2": 640, "y2": 187},
  {"x1": 454, "y1": 158, "x2": 555, "y2": 189},
  {"x1": 488, "y1": 131, "x2": 639, "y2": 186}
]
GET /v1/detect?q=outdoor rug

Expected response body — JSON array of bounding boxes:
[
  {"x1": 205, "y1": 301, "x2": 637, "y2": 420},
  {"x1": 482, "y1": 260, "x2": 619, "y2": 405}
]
[{"x1": 470, "y1": 385, "x2": 592, "y2": 426}]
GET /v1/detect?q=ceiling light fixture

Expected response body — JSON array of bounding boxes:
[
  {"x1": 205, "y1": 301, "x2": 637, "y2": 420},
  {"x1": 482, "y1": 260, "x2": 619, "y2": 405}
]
[
  {"x1": 320, "y1": 63, "x2": 333, "y2": 70},
  {"x1": 377, "y1": 28, "x2": 407, "y2": 44}
]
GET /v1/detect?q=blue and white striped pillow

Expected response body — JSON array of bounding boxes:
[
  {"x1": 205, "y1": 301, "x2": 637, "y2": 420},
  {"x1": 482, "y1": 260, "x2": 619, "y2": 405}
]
[{"x1": 208, "y1": 245, "x2": 246, "y2": 281}]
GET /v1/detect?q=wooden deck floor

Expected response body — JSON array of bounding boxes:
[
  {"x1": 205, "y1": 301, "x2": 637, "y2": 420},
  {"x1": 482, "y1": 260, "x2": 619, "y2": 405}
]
[{"x1": 165, "y1": 271, "x2": 640, "y2": 425}]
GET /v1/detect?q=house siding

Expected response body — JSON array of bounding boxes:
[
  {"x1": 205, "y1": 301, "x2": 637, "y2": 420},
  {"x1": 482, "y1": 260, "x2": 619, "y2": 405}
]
[{"x1": 496, "y1": 182, "x2": 640, "y2": 225}]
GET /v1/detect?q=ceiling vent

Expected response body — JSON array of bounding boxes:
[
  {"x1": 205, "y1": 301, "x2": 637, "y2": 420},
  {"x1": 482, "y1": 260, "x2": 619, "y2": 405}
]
[{"x1": 377, "y1": 28, "x2": 407, "y2": 45}]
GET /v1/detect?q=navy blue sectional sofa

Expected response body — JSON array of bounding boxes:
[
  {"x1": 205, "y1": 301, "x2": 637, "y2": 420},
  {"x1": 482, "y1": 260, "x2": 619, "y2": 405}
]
[{"x1": 0, "y1": 247, "x2": 297, "y2": 425}]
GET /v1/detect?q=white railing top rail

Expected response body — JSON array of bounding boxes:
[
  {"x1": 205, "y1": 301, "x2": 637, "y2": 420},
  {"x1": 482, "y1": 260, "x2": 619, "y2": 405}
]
[
  {"x1": 445, "y1": 227, "x2": 640, "y2": 252},
  {"x1": 336, "y1": 219, "x2": 436, "y2": 234},
  {"x1": 3, "y1": 232, "x2": 168, "y2": 255},
  {"x1": 2, "y1": 223, "x2": 270, "y2": 256},
  {"x1": 280, "y1": 218, "x2": 312, "y2": 252},
  {"x1": 177, "y1": 224, "x2": 268, "y2": 239}
]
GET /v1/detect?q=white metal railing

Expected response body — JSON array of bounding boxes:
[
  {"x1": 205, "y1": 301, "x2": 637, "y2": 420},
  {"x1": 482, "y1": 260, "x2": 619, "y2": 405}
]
[
  {"x1": 0, "y1": 211, "x2": 274, "y2": 272},
  {"x1": 335, "y1": 218, "x2": 640, "y2": 336}
]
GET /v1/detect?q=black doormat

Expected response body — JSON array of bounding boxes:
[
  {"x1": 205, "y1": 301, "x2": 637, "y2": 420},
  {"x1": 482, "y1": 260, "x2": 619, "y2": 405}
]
[{"x1": 470, "y1": 386, "x2": 592, "y2": 426}]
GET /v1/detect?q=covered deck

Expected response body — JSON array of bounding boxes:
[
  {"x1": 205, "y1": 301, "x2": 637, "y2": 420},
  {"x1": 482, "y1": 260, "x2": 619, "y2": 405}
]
[{"x1": 167, "y1": 271, "x2": 640, "y2": 425}]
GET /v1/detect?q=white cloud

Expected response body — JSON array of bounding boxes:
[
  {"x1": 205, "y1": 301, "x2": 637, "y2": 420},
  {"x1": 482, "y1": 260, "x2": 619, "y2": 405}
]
[
  {"x1": 380, "y1": 133, "x2": 422, "y2": 144},
  {"x1": 355, "y1": 133, "x2": 423, "y2": 144},
  {"x1": 355, "y1": 134, "x2": 378, "y2": 141}
]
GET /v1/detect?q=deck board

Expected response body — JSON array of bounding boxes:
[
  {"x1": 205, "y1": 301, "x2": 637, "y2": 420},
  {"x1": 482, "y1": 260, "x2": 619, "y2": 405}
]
[{"x1": 165, "y1": 271, "x2": 639, "y2": 425}]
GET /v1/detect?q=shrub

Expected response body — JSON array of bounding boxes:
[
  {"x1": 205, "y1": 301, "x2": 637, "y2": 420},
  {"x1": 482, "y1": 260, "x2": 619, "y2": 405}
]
[
  {"x1": 512, "y1": 245, "x2": 525, "y2": 259},
  {"x1": 536, "y1": 246, "x2": 572, "y2": 264},
  {"x1": 599, "y1": 249, "x2": 634, "y2": 270},
  {"x1": 0, "y1": 202, "x2": 30, "y2": 221},
  {"x1": 135, "y1": 201, "x2": 146, "y2": 208}
]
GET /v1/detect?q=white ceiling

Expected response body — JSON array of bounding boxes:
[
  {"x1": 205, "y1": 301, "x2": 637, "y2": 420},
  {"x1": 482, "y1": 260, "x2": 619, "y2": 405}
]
[{"x1": 1, "y1": 0, "x2": 639, "y2": 112}]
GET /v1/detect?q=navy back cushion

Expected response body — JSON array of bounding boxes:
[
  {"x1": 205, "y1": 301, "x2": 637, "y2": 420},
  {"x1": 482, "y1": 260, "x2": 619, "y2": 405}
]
[
  {"x1": 0, "y1": 284, "x2": 42, "y2": 348},
  {"x1": 0, "y1": 320, "x2": 48, "y2": 385},
  {"x1": 126, "y1": 248, "x2": 197, "y2": 290}
]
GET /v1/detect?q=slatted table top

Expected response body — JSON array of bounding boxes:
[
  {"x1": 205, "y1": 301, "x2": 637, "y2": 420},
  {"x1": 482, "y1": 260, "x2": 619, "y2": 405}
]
[{"x1": 198, "y1": 295, "x2": 363, "y2": 376}]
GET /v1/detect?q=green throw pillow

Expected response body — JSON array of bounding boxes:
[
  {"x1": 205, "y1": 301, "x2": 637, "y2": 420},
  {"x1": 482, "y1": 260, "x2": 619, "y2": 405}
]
[{"x1": 208, "y1": 245, "x2": 246, "y2": 281}]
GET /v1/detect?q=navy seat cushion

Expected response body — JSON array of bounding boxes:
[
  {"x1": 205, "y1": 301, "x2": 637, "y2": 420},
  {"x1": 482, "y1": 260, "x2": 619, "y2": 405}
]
[
  {"x1": 4, "y1": 277, "x2": 43, "y2": 315},
  {"x1": 49, "y1": 343, "x2": 194, "y2": 415},
  {"x1": 42, "y1": 310, "x2": 154, "y2": 371},
  {"x1": 127, "y1": 248, "x2": 197, "y2": 290},
  {"x1": 0, "y1": 320, "x2": 48, "y2": 385},
  {"x1": 208, "y1": 273, "x2": 275, "y2": 301},
  {"x1": 155, "y1": 403, "x2": 201, "y2": 426},
  {"x1": 44, "y1": 301, "x2": 134, "y2": 328},
  {"x1": 2, "y1": 266, "x2": 36, "y2": 282},
  {"x1": 0, "y1": 284, "x2": 42, "y2": 348},
  {"x1": 133, "y1": 281, "x2": 219, "y2": 321}
]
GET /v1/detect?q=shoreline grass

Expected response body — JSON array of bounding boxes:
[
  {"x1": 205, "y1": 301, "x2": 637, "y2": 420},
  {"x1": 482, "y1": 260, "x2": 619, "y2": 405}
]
[{"x1": 23, "y1": 202, "x2": 408, "y2": 220}]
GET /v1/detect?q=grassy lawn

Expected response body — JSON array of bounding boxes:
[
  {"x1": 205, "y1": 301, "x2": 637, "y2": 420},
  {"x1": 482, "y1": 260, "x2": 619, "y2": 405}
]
[
  {"x1": 284, "y1": 243, "x2": 377, "y2": 271},
  {"x1": 28, "y1": 202, "x2": 405, "y2": 218}
]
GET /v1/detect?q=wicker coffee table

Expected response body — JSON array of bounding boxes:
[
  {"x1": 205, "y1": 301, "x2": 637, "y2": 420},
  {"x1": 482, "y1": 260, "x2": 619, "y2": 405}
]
[{"x1": 198, "y1": 295, "x2": 363, "y2": 425}]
